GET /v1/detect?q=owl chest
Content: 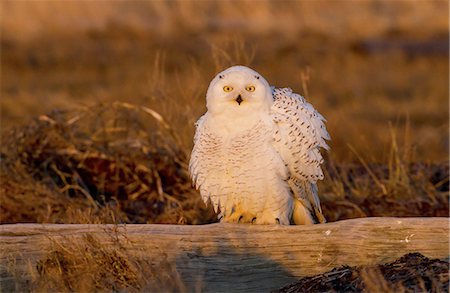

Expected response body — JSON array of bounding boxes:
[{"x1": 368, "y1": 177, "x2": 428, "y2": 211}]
[{"x1": 201, "y1": 124, "x2": 279, "y2": 186}]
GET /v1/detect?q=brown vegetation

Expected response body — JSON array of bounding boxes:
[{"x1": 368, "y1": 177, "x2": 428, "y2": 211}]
[
  {"x1": 5, "y1": 231, "x2": 186, "y2": 292},
  {"x1": 275, "y1": 253, "x2": 449, "y2": 293},
  {"x1": 1, "y1": 101, "x2": 447, "y2": 224},
  {"x1": 1, "y1": 103, "x2": 216, "y2": 224},
  {"x1": 1, "y1": 2, "x2": 448, "y2": 162}
]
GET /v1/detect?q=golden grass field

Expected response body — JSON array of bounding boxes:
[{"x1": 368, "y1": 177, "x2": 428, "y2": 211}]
[{"x1": 0, "y1": 1, "x2": 449, "y2": 291}]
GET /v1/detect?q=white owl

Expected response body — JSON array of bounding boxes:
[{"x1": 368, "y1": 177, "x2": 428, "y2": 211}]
[{"x1": 189, "y1": 66, "x2": 330, "y2": 225}]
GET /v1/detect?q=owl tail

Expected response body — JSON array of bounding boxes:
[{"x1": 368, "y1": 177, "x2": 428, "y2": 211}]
[
  {"x1": 292, "y1": 199, "x2": 315, "y2": 225},
  {"x1": 291, "y1": 197, "x2": 327, "y2": 225},
  {"x1": 289, "y1": 178, "x2": 327, "y2": 225}
]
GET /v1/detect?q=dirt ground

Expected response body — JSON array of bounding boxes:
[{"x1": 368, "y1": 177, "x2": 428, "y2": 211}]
[{"x1": 275, "y1": 253, "x2": 449, "y2": 293}]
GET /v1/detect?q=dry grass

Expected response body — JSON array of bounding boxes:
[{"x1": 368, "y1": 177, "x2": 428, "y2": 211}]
[
  {"x1": 2, "y1": 1, "x2": 448, "y2": 42},
  {"x1": 320, "y1": 126, "x2": 449, "y2": 221},
  {"x1": 1, "y1": 100, "x2": 447, "y2": 225},
  {"x1": 1, "y1": 102, "x2": 216, "y2": 224},
  {"x1": 1, "y1": 2, "x2": 448, "y2": 162},
  {"x1": 4, "y1": 230, "x2": 186, "y2": 292}
]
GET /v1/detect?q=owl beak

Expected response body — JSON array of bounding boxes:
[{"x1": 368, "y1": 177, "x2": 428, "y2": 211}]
[{"x1": 235, "y1": 94, "x2": 243, "y2": 105}]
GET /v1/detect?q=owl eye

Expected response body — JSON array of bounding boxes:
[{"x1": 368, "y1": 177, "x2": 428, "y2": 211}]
[
  {"x1": 245, "y1": 85, "x2": 256, "y2": 92},
  {"x1": 223, "y1": 86, "x2": 233, "y2": 92}
]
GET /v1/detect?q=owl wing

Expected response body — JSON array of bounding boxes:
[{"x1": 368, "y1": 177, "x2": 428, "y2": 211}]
[
  {"x1": 189, "y1": 114, "x2": 223, "y2": 213},
  {"x1": 270, "y1": 87, "x2": 330, "y2": 222},
  {"x1": 189, "y1": 115, "x2": 209, "y2": 192}
]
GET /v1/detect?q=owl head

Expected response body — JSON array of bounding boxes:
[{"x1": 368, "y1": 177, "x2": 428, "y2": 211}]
[{"x1": 206, "y1": 66, "x2": 273, "y2": 115}]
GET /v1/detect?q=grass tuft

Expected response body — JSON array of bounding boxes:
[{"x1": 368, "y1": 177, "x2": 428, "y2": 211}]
[
  {"x1": 32, "y1": 231, "x2": 186, "y2": 292},
  {"x1": 1, "y1": 102, "x2": 217, "y2": 224}
]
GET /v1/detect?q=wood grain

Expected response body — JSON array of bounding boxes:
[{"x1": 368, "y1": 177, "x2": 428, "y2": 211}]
[{"x1": 1, "y1": 217, "x2": 448, "y2": 292}]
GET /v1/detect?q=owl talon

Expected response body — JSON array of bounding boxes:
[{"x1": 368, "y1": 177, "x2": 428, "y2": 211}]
[
  {"x1": 222, "y1": 211, "x2": 256, "y2": 223},
  {"x1": 254, "y1": 214, "x2": 289, "y2": 225}
]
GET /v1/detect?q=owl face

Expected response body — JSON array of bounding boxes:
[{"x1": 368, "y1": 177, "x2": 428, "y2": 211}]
[{"x1": 206, "y1": 66, "x2": 273, "y2": 115}]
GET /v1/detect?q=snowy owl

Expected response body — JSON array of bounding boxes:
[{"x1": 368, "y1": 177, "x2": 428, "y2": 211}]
[{"x1": 189, "y1": 66, "x2": 330, "y2": 225}]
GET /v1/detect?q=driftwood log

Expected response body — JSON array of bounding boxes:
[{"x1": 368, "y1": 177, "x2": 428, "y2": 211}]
[{"x1": 0, "y1": 217, "x2": 448, "y2": 292}]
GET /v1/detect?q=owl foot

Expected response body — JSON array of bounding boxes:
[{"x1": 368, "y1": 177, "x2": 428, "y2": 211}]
[
  {"x1": 250, "y1": 217, "x2": 278, "y2": 224},
  {"x1": 253, "y1": 213, "x2": 289, "y2": 225},
  {"x1": 221, "y1": 211, "x2": 255, "y2": 223},
  {"x1": 253, "y1": 217, "x2": 277, "y2": 225}
]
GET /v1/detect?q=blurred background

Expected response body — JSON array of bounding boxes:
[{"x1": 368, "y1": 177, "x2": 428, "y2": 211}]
[
  {"x1": 1, "y1": 1, "x2": 448, "y2": 224},
  {"x1": 2, "y1": 1, "x2": 448, "y2": 161}
]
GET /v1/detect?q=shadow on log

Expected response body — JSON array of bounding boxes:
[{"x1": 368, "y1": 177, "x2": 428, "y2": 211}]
[{"x1": 0, "y1": 217, "x2": 448, "y2": 292}]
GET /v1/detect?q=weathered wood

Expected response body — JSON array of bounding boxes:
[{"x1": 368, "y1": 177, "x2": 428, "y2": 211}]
[{"x1": 0, "y1": 217, "x2": 448, "y2": 292}]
